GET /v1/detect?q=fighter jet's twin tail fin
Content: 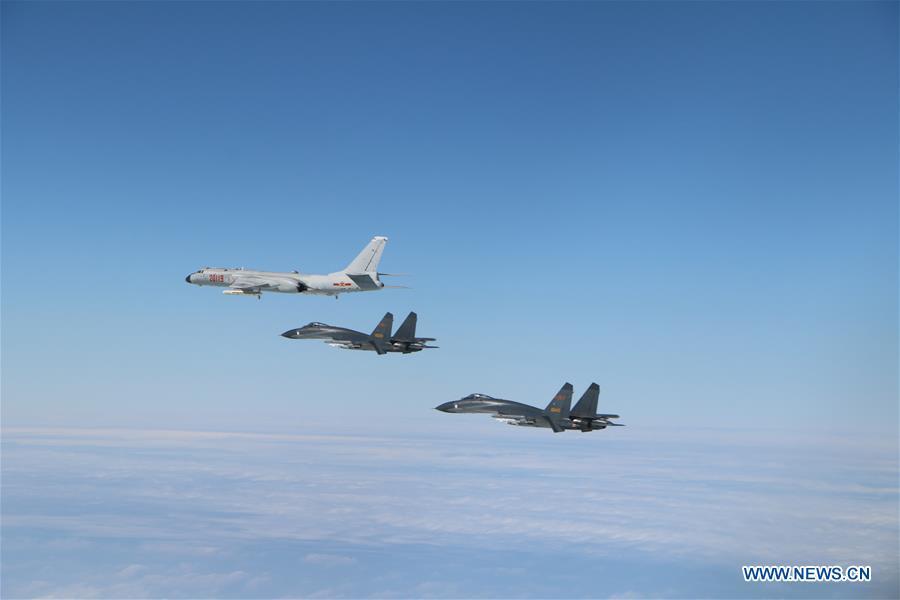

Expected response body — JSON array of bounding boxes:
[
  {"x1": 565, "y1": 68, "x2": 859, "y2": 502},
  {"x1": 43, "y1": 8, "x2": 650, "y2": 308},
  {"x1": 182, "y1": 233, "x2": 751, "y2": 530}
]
[
  {"x1": 570, "y1": 383, "x2": 621, "y2": 420},
  {"x1": 543, "y1": 383, "x2": 573, "y2": 433},
  {"x1": 369, "y1": 312, "x2": 393, "y2": 355},
  {"x1": 392, "y1": 312, "x2": 417, "y2": 342},
  {"x1": 570, "y1": 383, "x2": 600, "y2": 417}
]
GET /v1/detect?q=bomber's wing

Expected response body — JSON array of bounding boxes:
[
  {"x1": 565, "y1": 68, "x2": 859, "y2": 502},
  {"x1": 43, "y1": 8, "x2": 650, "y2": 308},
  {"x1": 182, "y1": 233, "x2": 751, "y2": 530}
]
[{"x1": 227, "y1": 276, "x2": 277, "y2": 293}]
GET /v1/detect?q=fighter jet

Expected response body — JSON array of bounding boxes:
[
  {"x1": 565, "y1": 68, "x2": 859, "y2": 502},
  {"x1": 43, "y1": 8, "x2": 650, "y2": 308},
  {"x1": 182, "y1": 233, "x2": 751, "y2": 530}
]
[
  {"x1": 435, "y1": 382, "x2": 623, "y2": 433},
  {"x1": 184, "y1": 236, "x2": 399, "y2": 299},
  {"x1": 281, "y1": 312, "x2": 437, "y2": 355}
]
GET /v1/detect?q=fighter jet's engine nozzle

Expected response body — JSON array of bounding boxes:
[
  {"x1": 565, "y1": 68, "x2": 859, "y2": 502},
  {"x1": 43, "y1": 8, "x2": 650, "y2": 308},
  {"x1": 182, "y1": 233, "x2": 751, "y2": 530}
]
[{"x1": 569, "y1": 417, "x2": 618, "y2": 432}]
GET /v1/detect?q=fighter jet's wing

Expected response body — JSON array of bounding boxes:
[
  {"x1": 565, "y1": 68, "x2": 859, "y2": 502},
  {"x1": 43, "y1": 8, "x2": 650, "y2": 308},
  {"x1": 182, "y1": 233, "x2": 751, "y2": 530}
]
[
  {"x1": 326, "y1": 341, "x2": 377, "y2": 353},
  {"x1": 497, "y1": 413, "x2": 563, "y2": 432},
  {"x1": 541, "y1": 415, "x2": 565, "y2": 433},
  {"x1": 229, "y1": 276, "x2": 276, "y2": 292}
]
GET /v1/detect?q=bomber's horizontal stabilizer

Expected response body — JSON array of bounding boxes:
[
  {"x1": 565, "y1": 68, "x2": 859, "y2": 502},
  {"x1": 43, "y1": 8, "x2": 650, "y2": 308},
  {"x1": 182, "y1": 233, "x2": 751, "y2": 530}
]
[{"x1": 347, "y1": 273, "x2": 382, "y2": 290}]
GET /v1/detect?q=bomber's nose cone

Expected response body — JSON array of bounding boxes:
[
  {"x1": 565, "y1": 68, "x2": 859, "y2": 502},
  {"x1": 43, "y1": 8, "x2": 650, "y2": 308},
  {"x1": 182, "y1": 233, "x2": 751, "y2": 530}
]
[{"x1": 185, "y1": 274, "x2": 192, "y2": 284}]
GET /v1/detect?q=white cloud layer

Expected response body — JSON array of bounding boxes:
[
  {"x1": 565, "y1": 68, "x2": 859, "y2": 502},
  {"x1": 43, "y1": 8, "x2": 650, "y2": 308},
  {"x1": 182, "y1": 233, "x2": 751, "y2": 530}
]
[{"x1": 2, "y1": 426, "x2": 897, "y2": 598}]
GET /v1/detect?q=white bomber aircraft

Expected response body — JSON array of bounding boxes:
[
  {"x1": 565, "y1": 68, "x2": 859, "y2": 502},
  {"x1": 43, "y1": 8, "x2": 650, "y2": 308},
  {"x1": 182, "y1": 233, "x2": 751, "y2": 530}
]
[{"x1": 184, "y1": 236, "x2": 396, "y2": 299}]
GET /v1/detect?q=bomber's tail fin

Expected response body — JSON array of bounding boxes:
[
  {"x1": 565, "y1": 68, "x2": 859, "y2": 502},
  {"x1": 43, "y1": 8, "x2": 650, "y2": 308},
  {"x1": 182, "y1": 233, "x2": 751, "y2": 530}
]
[
  {"x1": 542, "y1": 383, "x2": 573, "y2": 432},
  {"x1": 345, "y1": 236, "x2": 388, "y2": 274},
  {"x1": 393, "y1": 312, "x2": 417, "y2": 341},
  {"x1": 571, "y1": 383, "x2": 600, "y2": 417}
]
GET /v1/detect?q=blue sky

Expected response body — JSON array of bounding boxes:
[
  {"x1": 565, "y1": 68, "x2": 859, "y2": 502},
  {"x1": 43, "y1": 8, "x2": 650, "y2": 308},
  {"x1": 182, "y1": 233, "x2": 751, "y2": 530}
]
[{"x1": 2, "y1": 1, "x2": 898, "y2": 597}]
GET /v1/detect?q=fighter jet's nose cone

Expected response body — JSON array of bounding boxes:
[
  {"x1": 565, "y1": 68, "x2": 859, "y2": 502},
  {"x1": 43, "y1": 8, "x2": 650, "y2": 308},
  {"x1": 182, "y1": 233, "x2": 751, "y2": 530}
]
[
  {"x1": 185, "y1": 274, "x2": 192, "y2": 284},
  {"x1": 435, "y1": 402, "x2": 454, "y2": 412},
  {"x1": 281, "y1": 330, "x2": 298, "y2": 338}
]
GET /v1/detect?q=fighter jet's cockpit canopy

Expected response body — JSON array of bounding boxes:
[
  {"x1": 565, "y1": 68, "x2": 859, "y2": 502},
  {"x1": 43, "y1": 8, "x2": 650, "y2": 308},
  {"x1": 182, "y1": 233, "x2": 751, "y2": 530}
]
[{"x1": 463, "y1": 393, "x2": 495, "y2": 401}]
